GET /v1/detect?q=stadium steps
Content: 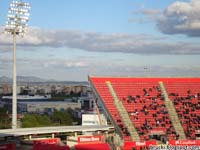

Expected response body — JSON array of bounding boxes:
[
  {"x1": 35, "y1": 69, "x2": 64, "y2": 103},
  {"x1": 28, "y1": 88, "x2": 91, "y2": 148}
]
[
  {"x1": 106, "y1": 81, "x2": 140, "y2": 142},
  {"x1": 159, "y1": 81, "x2": 186, "y2": 140}
]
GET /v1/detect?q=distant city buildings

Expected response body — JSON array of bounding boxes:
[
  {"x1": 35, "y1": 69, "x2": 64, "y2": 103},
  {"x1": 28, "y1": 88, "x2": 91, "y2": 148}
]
[
  {"x1": 0, "y1": 83, "x2": 96, "y2": 116},
  {"x1": 18, "y1": 101, "x2": 81, "y2": 114},
  {"x1": 0, "y1": 84, "x2": 89, "y2": 96},
  {"x1": 0, "y1": 84, "x2": 12, "y2": 95}
]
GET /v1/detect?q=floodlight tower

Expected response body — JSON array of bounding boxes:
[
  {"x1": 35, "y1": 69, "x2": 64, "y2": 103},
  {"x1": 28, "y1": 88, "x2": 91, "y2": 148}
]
[{"x1": 5, "y1": 0, "x2": 31, "y2": 129}]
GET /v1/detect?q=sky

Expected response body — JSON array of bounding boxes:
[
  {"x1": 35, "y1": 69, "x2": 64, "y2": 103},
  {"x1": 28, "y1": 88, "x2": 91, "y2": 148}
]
[{"x1": 0, "y1": 0, "x2": 200, "y2": 81}]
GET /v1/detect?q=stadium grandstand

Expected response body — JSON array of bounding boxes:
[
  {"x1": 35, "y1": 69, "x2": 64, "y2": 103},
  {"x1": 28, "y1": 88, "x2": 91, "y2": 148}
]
[
  {"x1": 1, "y1": 76, "x2": 200, "y2": 150},
  {"x1": 88, "y1": 76, "x2": 200, "y2": 149}
]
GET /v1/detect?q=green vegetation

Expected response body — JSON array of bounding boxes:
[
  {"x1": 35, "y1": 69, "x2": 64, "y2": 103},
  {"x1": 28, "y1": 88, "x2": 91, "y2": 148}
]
[
  {"x1": 50, "y1": 110, "x2": 73, "y2": 125},
  {"x1": 0, "y1": 108, "x2": 11, "y2": 129},
  {"x1": 21, "y1": 110, "x2": 80, "y2": 128},
  {"x1": 22, "y1": 114, "x2": 51, "y2": 128}
]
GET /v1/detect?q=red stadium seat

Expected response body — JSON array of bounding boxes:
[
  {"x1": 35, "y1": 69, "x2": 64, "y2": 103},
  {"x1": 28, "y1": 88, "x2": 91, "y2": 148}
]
[
  {"x1": 75, "y1": 143, "x2": 110, "y2": 150},
  {"x1": 90, "y1": 77, "x2": 200, "y2": 141}
]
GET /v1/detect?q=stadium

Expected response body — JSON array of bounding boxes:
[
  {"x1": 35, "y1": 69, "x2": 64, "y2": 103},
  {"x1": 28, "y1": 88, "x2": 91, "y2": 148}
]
[
  {"x1": 87, "y1": 76, "x2": 200, "y2": 149},
  {"x1": 2, "y1": 76, "x2": 200, "y2": 150},
  {"x1": 1, "y1": 0, "x2": 200, "y2": 149}
]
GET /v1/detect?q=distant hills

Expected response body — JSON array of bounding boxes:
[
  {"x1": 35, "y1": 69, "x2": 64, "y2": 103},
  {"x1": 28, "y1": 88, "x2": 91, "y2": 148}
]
[
  {"x1": 0, "y1": 76, "x2": 11, "y2": 83},
  {"x1": 0, "y1": 76, "x2": 47, "y2": 83},
  {"x1": 0, "y1": 76, "x2": 88, "y2": 85}
]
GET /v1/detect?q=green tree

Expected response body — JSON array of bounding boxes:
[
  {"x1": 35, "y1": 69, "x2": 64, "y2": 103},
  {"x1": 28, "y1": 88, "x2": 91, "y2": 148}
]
[
  {"x1": 0, "y1": 108, "x2": 10, "y2": 129},
  {"x1": 22, "y1": 114, "x2": 38, "y2": 127},
  {"x1": 22, "y1": 114, "x2": 52, "y2": 128},
  {"x1": 35, "y1": 115, "x2": 51, "y2": 126},
  {"x1": 51, "y1": 110, "x2": 73, "y2": 126},
  {"x1": 21, "y1": 110, "x2": 75, "y2": 128}
]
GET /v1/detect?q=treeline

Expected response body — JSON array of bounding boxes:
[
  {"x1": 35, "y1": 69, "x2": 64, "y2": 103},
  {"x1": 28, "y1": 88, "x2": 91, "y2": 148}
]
[
  {"x1": 0, "y1": 108, "x2": 10, "y2": 129},
  {"x1": 0, "y1": 108, "x2": 80, "y2": 129},
  {"x1": 22, "y1": 110, "x2": 81, "y2": 128}
]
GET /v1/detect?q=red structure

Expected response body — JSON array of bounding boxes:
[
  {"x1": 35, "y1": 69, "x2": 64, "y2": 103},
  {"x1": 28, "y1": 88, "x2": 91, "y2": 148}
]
[
  {"x1": 77, "y1": 135, "x2": 104, "y2": 144},
  {"x1": 124, "y1": 140, "x2": 157, "y2": 150},
  {"x1": 75, "y1": 143, "x2": 111, "y2": 150},
  {"x1": 0, "y1": 143, "x2": 16, "y2": 150},
  {"x1": 33, "y1": 138, "x2": 70, "y2": 150},
  {"x1": 89, "y1": 77, "x2": 200, "y2": 142}
]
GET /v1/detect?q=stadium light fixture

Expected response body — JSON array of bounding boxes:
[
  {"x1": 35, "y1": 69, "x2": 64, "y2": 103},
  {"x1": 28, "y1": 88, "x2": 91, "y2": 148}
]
[{"x1": 5, "y1": 0, "x2": 31, "y2": 129}]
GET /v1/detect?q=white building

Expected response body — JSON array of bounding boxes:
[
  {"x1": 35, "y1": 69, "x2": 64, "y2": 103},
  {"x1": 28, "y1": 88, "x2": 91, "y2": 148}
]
[
  {"x1": 82, "y1": 114, "x2": 107, "y2": 126},
  {"x1": 2, "y1": 95, "x2": 51, "y2": 101},
  {"x1": 18, "y1": 101, "x2": 81, "y2": 113}
]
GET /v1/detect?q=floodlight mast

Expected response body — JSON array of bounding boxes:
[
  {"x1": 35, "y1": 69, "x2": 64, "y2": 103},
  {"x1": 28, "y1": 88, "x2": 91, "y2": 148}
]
[{"x1": 5, "y1": 0, "x2": 31, "y2": 129}]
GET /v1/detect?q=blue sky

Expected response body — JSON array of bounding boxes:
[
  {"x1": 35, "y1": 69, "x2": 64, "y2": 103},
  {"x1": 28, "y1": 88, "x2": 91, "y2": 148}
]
[{"x1": 0, "y1": 0, "x2": 200, "y2": 81}]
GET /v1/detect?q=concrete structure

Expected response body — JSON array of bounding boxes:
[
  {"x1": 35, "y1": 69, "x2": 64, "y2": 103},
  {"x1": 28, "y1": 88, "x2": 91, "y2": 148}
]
[
  {"x1": 2, "y1": 95, "x2": 51, "y2": 101},
  {"x1": 0, "y1": 125, "x2": 114, "y2": 138},
  {"x1": 18, "y1": 101, "x2": 81, "y2": 113},
  {"x1": 82, "y1": 114, "x2": 107, "y2": 126}
]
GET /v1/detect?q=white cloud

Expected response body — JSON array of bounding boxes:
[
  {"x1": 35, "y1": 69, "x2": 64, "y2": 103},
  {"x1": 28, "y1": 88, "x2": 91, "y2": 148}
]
[
  {"x1": 28, "y1": 59, "x2": 88, "y2": 69},
  {"x1": 1, "y1": 26, "x2": 200, "y2": 55},
  {"x1": 141, "y1": 9, "x2": 161, "y2": 16},
  {"x1": 1, "y1": 55, "x2": 200, "y2": 81},
  {"x1": 130, "y1": 8, "x2": 161, "y2": 24},
  {"x1": 89, "y1": 64, "x2": 200, "y2": 78},
  {"x1": 0, "y1": 56, "x2": 88, "y2": 69},
  {"x1": 43, "y1": 59, "x2": 88, "y2": 68},
  {"x1": 0, "y1": 56, "x2": 90, "y2": 80},
  {"x1": 157, "y1": 0, "x2": 200, "y2": 36}
]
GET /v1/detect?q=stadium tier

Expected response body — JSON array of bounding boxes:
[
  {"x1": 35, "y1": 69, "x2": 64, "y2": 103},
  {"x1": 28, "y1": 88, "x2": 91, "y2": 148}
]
[
  {"x1": 89, "y1": 77, "x2": 200, "y2": 142},
  {"x1": 33, "y1": 138, "x2": 70, "y2": 150},
  {"x1": 75, "y1": 143, "x2": 111, "y2": 150},
  {"x1": 33, "y1": 144, "x2": 70, "y2": 150}
]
